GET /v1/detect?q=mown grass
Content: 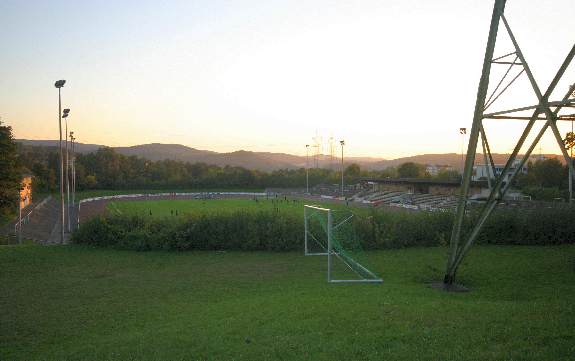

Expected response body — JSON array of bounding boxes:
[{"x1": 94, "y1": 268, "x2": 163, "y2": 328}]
[
  {"x1": 1, "y1": 244, "x2": 574, "y2": 360},
  {"x1": 107, "y1": 198, "x2": 366, "y2": 218}
]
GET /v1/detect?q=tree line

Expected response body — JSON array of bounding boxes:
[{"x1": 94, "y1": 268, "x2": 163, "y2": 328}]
[
  {"x1": 0, "y1": 122, "x2": 21, "y2": 222},
  {"x1": 10, "y1": 139, "x2": 575, "y2": 209},
  {"x1": 18, "y1": 146, "x2": 385, "y2": 193}
]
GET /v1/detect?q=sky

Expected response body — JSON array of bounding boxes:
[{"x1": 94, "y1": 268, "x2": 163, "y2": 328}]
[{"x1": 1, "y1": 0, "x2": 574, "y2": 159}]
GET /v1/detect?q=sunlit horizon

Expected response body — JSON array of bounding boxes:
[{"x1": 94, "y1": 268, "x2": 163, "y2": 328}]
[{"x1": 1, "y1": 0, "x2": 574, "y2": 159}]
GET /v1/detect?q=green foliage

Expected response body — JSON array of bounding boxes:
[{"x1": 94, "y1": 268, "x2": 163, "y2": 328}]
[
  {"x1": 72, "y1": 200, "x2": 575, "y2": 251},
  {"x1": 379, "y1": 166, "x2": 397, "y2": 178},
  {"x1": 521, "y1": 186, "x2": 567, "y2": 202},
  {"x1": 344, "y1": 163, "x2": 361, "y2": 178},
  {"x1": 514, "y1": 159, "x2": 572, "y2": 201},
  {"x1": 530, "y1": 158, "x2": 566, "y2": 188},
  {"x1": 476, "y1": 207, "x2": 575, "y2": 245},
  {"x1": 73, "y1": 211, "x2": 302, "y2": 251},
  {"x1": 0, "y1": 121, "x2": 21, "y2": 221},
  {"x1": 17, "y1": 146, "x2": 383, "y2": 191},
  {"x1": 563, "y1": 131, "x2": 575, "y2": 151},
  {"x1": 397, "y1": 162, "x2": 426, "y2": 178},
  {"x1": 17, "y1": 144, "x2": 58, "y2": 192},
  {"x1": 354, "y1": 210, "x2": 454, "y2": 249},
  {"x1": 435, "y1": 168, "x2": 460, "y2": 181},
  {"x1": 516, "y1": 159, "x2": 568, "y2": 189}
]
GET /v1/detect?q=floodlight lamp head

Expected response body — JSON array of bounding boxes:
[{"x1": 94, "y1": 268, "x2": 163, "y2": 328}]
[
  {"x1": 340, "y1": 140, "x2": 345, "y2": 146},
  {"x1": 63, "y1": 108, "x2": 70, "y2": 114},
  {"x1": 459, "y1": 127, "x2": 467, "y2": 135},
  {"x1": 54, "y1": 80, "x2": 66, "y2": 88},
  {"x1": 62, "y1": 113, "x2": 68, "y2": 118}
]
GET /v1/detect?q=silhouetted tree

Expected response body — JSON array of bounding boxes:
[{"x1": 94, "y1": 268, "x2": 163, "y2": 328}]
[
  {"x1": 0, "y1": 122, "x2": 21, "y2": 220},
  {"x1": 345, "y1": 163, "x2": 361, "y2": 178},
  {"x1": 397, "y1": 162, "x2": 425, "y2": 178}
]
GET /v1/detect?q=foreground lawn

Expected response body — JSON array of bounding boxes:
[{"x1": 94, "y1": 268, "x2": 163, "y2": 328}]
[{"x1": 1, "y1": 245, "x2": 574, "y2": 360}]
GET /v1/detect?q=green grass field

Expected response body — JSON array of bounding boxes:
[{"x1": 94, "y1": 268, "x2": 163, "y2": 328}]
[
  {"x1": 1, "y1": 244, "x2": 574, "y2": 360},
  {"x1": 106, "y1": 198, "x2": 365, "y2": 218}
]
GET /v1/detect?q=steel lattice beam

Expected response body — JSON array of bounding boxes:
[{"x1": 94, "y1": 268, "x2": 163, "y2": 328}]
[{"x1": 443, "y1": 0, "x2": 575, "y2": 287}]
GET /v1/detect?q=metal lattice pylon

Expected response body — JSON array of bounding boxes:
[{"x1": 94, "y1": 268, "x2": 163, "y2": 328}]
[{"x1": 444, "y1": 0, "x2": 575, "y2": 286}]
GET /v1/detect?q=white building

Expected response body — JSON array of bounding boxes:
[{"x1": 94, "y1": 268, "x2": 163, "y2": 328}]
[
  {"x1": 426, "y1": 164, "x2": 454, "y2": 176},
  {"x1": 472, "y1": 159, "x2": 527, "y2": 182}
]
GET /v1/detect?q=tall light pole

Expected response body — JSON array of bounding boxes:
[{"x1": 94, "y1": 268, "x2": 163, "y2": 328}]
[
  {"x1": 570, "y1": 86, "x2": 574, "y2": 203},
  {"x1": 305, "y1": 144, "x2": 310, "y2": 194},
  {"x1": 340, "y1": 140, "x2": 345, "y2": 198},
  {"x1": 70, "y1": 132, "x2": 76, "y2": 208},
  {"x1": 570, "y1": 121, "x2": 573, "y2": 204},
  {"x1": 459, "y1": 128, "x2": 467, "y2": 174},
  {"x1": 54, "y1": 80, "x2": 66, "y2": 244},
  {"x1": 63, "y1": 109, "x2": 71, "y2": 232},
  {"x1": 18, "y1": 187, "x2": 22, "y2": 244}
]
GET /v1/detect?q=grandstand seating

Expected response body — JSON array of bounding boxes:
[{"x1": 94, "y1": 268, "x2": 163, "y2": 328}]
[{"x1": 349, "y1": 189, "x2": 459, "y2": 211}]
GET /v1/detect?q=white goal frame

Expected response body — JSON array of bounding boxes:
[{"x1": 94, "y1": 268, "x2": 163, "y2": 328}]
[{"x1": 304, "y1": 205, "x2": 383, "y2": 284}]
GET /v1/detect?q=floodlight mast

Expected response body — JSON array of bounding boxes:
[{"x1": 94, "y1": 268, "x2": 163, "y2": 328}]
[
  {"x1": 18, "y1": 187, "x2": 22, "y2": 244},
  {"x1": 54, "y1": 80, "x2": 66, "y2": 244},
  {"x1": 63, "y1": 109, "x2": 71, "y2": 233},
  {"x1": 305, "y1": 144, "x2": 310, "y2": 194},
  {"x1": 340, "y1": 140, "x2": 345, "y2": 198},
  {"x1": 459, "y1": 128, "x2": 466, "y2": 172},
  {"x1": 70, "y1": 132, "x2": 76, "y2": 208},
  {"x1": 444, "y1": 0, "x2": 575, "y2": 287}
]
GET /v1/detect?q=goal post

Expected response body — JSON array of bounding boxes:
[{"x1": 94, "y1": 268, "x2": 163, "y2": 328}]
[
  {"x1": 304, "y1": 204, "x2": 383, "y2": 284},
  {"x1": 304, "y1": 205, "x2": 330, "y2": 256}
]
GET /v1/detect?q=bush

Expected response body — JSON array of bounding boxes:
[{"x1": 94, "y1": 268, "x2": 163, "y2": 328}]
[
  {"x1": 72, "y1": 211, "x2": 303, "y2": 251},
  {"x1": 72, "y1": 207, "x2": 575, "y2": 251},
  {"x1": 477, "y1": 207, "x2": 575, "y2": 245}
]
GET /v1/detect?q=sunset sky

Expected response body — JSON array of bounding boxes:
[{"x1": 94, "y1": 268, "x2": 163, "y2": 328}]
[{"x1": 1, "y1": 0, "x2": 573, "y2": 158}]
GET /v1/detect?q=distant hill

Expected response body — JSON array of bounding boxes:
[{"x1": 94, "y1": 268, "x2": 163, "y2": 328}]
[
  {"x1": 374, "y1": 152, "x2": 565, "y2": 171},
  {"x1": 15, "y1": 140, "x2": 387, "y2": 171},
  {"x1": 114, "y1": 143, "x2": 215, "y2": 161},
  {"x1": 15, "y1": 139, "x2": 103, "y2": 154},
  {"x1": 112, "y1": 144, "x2": 302, "y2": 171},
  {"x1": 15, "y1": 140, "x2": 565, "y2": 172}
]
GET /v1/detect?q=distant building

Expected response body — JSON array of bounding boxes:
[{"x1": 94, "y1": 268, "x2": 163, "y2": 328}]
[
  {"x1": 472, "y1": 159, "x2": 527, "y2": 182},
  {"x1": 532, "y1": 154, "x2": 547, "y2": 162},
  {"x1": 426, "y1": 164, "x2": 454, "y2": 176},
  {"x1": 20, "y1": 175, "x2": 32, "y2": 209}
]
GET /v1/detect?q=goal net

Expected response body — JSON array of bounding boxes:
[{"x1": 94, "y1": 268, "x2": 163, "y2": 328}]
[{"x1": 304, "y1": 205, "x2": 383, "y2": 283}]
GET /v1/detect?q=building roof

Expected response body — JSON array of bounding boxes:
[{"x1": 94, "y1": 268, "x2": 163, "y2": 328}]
[{"x1": 361, "y1": 177, "x2": 488, "y2": 188}]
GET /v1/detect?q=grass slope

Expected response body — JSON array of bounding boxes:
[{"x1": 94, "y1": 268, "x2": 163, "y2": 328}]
[{"x1": 1, "y1": 245, "x2": 574, "y2": 360}]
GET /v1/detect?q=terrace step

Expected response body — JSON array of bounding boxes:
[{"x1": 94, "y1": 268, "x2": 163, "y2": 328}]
[{"x1": 8, "y1": 196, "x2": 75, "y2": 244}]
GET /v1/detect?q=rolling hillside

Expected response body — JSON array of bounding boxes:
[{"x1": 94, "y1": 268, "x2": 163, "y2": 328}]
[{"x1": 16, "y1": 140, "x2": 564, "y2": 172}]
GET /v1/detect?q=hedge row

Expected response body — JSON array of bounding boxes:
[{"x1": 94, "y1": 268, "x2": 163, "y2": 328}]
[
  {"x1": 72, "y1": 211, "x2": 302, "y2": 251},
  {"x1": 72, "y1": 207, "x2": 575, "y2": 251}
]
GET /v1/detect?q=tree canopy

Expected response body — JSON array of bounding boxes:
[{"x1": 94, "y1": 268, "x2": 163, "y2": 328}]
[
  {"x1": 0, "y1": 122, "x2": 21, "y2": 220},
  {"x1": 17, "y1": 146, "x2": 378, "y2": 192},
  {"x1": 397, "y1": 162, "x2": 426, "y2": 178}
]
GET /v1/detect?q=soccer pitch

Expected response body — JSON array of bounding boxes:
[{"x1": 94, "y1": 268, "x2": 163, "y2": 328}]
[{"x1": 106, "y1": 197, "x2": 365, "y2": 218}]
